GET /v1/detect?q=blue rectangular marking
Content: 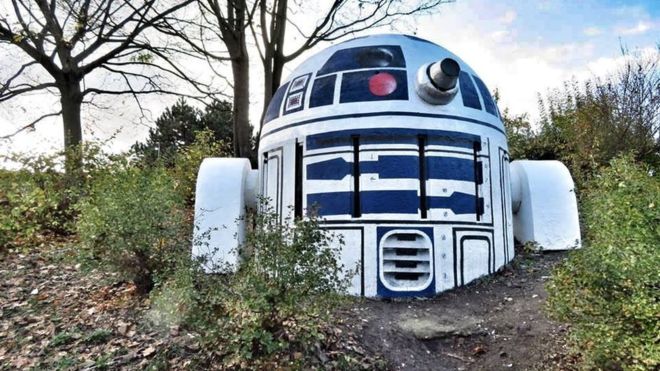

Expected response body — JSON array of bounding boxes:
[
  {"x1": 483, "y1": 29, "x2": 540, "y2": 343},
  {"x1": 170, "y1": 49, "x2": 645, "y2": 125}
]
[
  {"x1": 310, "y1": 75, "x2": 336, "y2": 108},
  {"x1": 426, "y1": 157, "x2": 475, "y2": 182},
  {"x1": 307, "y1": 192, "x2": 353, "y2": 216},
  {"x1": 307, "y1": 128, "x2": 479, "y2": 151},
  {"x1": 306, "y1": 155, "x2": 477, "y2": 182},
  {"x1": 428, "y1": 193, "x2": 483, "y2": 215},
  {"x1": 361, "y1": 190, "x2": 419, "y2": 214},
  {"x1": 459, "y1": 71, "x2": 482, "y2": 110}
]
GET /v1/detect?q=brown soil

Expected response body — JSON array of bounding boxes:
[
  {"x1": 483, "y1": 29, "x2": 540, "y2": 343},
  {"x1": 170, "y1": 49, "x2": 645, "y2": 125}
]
[
  {"x1": 341, "y1": 250, "x2": 578, "y2": 371},
  {"x1": 1, "y1": 244, "x2": 576, "y2": 370}
]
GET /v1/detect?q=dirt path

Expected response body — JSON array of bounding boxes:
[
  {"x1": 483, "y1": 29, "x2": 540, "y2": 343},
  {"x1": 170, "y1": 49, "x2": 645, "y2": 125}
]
[{"x1": 342, "y1": 251, "x2": 575, "y2": 371}]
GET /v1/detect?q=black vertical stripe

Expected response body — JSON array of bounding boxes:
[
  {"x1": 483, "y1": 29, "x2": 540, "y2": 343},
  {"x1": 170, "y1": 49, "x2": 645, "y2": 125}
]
[
  {"x1": 352, "y1": 136, "x2": 361, "y2": 218},
  {"x1": 473, "y1": 141, "x2": 481, "y2": 221},
  {"x1": 418, "y1": 135, "x2": 428, "y2": 219},
  {"x1": 294, "y1": 142, "x2": 303, "y2": 218}
]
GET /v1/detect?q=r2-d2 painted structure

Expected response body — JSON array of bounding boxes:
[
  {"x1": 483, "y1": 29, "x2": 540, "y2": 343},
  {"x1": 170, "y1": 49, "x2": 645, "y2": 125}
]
[{"x1": 193, "y1": 34, "x2": 581, "y2": 298}]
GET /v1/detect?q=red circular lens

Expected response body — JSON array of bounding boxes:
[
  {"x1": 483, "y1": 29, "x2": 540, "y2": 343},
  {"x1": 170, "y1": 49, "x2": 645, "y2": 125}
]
[{"x1": 368, "y1": 72, "x2": 397, "y2": 96}]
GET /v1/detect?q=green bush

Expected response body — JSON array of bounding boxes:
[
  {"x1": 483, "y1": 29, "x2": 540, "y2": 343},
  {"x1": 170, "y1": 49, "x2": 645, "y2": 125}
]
[
  {"x1": 167, "y1": 205, "x2": 352, "y2": 367},
  {"x1": 0, "y1": 144, "x2": 112, "y2": 250},
  {"x1": 170, "y1": 129, "x2": 231, "y2": 204},
  {"x1": 76, "y1": 162, "x2": 188, "y2": 294},
  {"x1": 547, "y1": 155, "x2": 660, "y2": 370}
]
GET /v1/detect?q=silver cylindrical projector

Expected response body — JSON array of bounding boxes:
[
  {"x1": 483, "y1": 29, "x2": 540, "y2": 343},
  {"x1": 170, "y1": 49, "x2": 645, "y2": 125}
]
[{"x1": 415, "y1": 57, "x2": 461, "y2": 105}]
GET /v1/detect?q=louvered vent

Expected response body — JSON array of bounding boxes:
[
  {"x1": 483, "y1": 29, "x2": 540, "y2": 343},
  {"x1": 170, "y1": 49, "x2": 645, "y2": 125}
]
[{"x1": 380, "y1": 231, "x2": 433, "y2": 291}]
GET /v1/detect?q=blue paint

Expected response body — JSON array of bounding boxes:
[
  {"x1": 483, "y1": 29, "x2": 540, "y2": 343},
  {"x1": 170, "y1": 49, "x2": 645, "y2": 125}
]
[
  {"x1": 427, "y1": 156, "x2": 475, "y2": 182},
  {"x1": 472, "y1": 75, "x2": 498, "y2": 117},
  {"x1": 317, "y1": 45, "x2": 406, "y2": 76},
  {"x1": 340, "y1": 69, "x2": 409, "y2": 103},
  {"x1": 307, "y1": 157, "x2": 352, "y2": 180},
  {"x1": 361, "y1": 156, "x2": 419, "y2": 178},
  {"x1": 459, "y1": 71, "x2": 481, "y2": 110},
  {"x1": 306, "y1": 128, "x2": 479, "y2": 151},
  {"x1": 264, "y1": 81, "x2": 289, "y2": 123},
  {"x1": 307, "y1": 192, "x2": 353, "y2": 216},
  {"x1": 362, "y1": 190, "x2": 419, "y2": 214},
  {"x1": 307, "y1": 155, "x2": 474, "y2": 182},
  {"x1": 308, "y1": 190, "x2": 482, "y2": 216},
  {"x1": 310, "y1": 75, "x2": 336, "y2": 108},
  {"x1": 428, "y1": 192, "x2": 482, "y2": 215}
]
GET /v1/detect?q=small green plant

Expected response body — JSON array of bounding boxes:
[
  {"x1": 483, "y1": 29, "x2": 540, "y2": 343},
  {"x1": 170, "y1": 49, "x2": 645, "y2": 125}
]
[
  {"x1": 50, "y1": 331, "x2": 75, "y2": 347},
  {"x1": 179, "y1": 203, "x2": 352, "y2": 367},
  {"x1": 76, "y1": 162, "x2": 188, "y2": 294},
  {"x1": 547, "y1": 155, "x2": 659, "y2": 370},
  {"x1": 84, "y1": 329, "x2": 112, "y2": 345}
]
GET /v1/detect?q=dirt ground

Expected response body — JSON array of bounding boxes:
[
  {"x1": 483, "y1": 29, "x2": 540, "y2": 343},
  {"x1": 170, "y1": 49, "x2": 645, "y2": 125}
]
[
  {"x1": 0, "y1": 244, "x2": 575, "y2": 370},
  {"x1": 341, "y1": 250, "x2": 577, "y2": 371}
]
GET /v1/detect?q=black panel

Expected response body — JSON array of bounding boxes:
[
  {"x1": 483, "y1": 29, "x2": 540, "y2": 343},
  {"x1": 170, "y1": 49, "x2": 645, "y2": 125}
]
[
  {"x1": 264, "y1": 81, "x2": 289, "y2": 123},
  {"x1": 318, "y1": 45, "x2": 406, "y2": 76},
  {"x1": 459, "y1": 71, "x2": 481, "y2": 110},
  {"x1": 310, "y1": 75, "x2": 336, "y2": 108},
  {"x1": 472, "y1": 75, "x2": 498, "y2": 116},
  {"x1": 340, "y1": 69, "x2": 408, "y2": 103}
]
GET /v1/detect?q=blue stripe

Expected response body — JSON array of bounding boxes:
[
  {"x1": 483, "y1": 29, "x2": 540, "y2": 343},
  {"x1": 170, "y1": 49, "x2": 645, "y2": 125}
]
[
  {"x1": 307, "y1": 157, "x2": 352, "y2": 180},
  {"x1": 306, "y1": 155, "x2": 474, "y2": 181},
  {"x1": 428, "y1": 193, "x2": 481, "y2": 215},
  {"x1": 361, "y1": 156, "x2": 419, "y2": 178},
  {"x1": 261, "y1": 112, "x2": 505, "y2": 139},
  {"x1": 427, "y1": 157, "x2": 475, "y2": 182},
  {"x1": 306, "y1": 128, "x2": 480, "y2": 150},
  {"x1": 307, "y1": 192, "x2": 353, "y2": 216},
  {"x1": 362, "y1": 190, "x2": 419, "y2": 214},
  {"x1": 307, "y1": 190, "x2": 482, "y2": 216}
]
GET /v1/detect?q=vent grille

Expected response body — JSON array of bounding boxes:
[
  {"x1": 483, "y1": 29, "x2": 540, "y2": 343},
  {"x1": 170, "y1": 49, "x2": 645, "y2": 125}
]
[{"x1": 380, "y1": 231, "x2": 433, "y2": 291}]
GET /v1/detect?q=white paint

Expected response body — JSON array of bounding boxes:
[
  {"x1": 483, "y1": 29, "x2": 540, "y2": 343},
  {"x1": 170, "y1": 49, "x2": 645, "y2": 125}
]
[
  {"x1": 510, "y1": 160, "x2": 581, "y2": 250},
  {"x1": 192, "y1": 158, "x2": 256, "y2": 272}
]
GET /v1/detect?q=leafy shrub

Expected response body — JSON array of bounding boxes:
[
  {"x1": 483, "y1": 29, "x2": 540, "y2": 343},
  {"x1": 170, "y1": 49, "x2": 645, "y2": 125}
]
[
  {"x1": 0, "y1": 144, "x2": 112, "y2": 250},
  {"x1": 170, "y1": 129, "x2": 231, "y2": 204},
  {"x1": 168, "y1": 205, "x2": 352, "y2": 367},
  {"x1": 547, "y1": 155, "x2": 660, "y2": 370},
  {"x1": 76, "y1": 162, "x2": 188, "y2": 294}
]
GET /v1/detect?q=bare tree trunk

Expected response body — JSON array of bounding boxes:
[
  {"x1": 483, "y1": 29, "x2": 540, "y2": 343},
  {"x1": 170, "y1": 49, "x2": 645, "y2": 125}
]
[
  {"x1": 231, "y1": 52, "x2": 252, "y2": 160},
  {"x1": 60, "y1": 82, "x2": 83, "y2": 174}
]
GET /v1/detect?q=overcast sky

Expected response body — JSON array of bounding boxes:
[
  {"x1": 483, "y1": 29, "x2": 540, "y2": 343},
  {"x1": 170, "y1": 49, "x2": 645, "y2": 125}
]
[{"x1": 1, "y1": 0, "x2": 658, "y2": 158}]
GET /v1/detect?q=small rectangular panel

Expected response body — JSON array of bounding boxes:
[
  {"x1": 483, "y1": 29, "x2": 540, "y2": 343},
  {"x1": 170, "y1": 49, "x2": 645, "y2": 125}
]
[
  {"x1": 459, "y1": 71, "x2": 482, "y2": 110},
  {"x1": 310, "y1": 75, "x2": 336, "y2": 108},
  {"x1": 452, "y1": 228, "x2": 495, "y2": 287}
]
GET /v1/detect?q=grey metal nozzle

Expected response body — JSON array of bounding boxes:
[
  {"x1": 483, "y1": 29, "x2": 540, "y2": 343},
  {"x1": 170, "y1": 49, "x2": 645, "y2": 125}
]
[
  {"x1": 429, "y1": 58, "x2": 460, "y2": 91},
  {"x1": 415, "y1": 58, "x2": 461, "y2": 105}
]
